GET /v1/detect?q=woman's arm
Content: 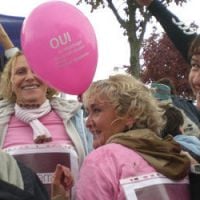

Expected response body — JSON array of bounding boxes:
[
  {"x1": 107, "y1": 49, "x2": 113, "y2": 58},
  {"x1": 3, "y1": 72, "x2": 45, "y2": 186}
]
[
  {"x1": 136, "y1": 0, "x2": 197, "y2": 62},
  {"x1": 0, "y1": 24, "x2": 14, "y2": 49},
  {"x1": 0, "y1": 24, "x2": 19, "y2": 59}
]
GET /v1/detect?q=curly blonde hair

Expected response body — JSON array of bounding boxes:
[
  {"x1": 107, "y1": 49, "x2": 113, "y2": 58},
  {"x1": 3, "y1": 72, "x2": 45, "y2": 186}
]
[
  {"x1": 83, "y1": 74, "x2": 165, "y2": 135},
  {"x1": 0, "y1": 51, "x2": 57, "y2": 102}
]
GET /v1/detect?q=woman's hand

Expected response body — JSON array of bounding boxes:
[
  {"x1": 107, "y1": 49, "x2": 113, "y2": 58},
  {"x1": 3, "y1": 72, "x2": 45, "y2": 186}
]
[{"x1": 51, "y1": 164, "x2": 74, "y2": 200}]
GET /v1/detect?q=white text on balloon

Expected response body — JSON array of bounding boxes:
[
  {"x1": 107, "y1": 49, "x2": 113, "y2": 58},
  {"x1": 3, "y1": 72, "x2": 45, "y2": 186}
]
[{"x1": 49, "y1": 32, "x2": 72, "y2": 49}]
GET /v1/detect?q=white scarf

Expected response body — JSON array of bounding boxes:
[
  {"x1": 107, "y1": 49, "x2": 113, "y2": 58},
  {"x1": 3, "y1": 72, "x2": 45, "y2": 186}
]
[{"x1": 14, "y1": 99, "x2": 52, "y2": 143}]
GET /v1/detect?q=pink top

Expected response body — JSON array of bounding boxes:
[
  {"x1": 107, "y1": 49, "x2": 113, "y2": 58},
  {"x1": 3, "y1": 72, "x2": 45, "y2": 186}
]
[
  {"x1": 3, "y1": 110, "x2": 73, "y2": 148},
  {"x1": 75, "y1": 143, "x2": 156, "y2": 200}
]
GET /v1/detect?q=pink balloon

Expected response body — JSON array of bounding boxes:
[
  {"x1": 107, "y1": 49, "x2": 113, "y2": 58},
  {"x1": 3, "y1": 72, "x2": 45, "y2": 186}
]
[{"x1": 21, "y1": 1, "x2": 98, "y2": 95}]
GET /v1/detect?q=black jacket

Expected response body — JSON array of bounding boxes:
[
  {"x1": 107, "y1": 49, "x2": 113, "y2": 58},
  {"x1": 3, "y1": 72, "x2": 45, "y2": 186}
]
[
  {"x1": 148, "y1": 0, "x2": 197, "y2": 62},
  {"x1": 0, "y1": 161, "x2": 49, "y2": 200}
]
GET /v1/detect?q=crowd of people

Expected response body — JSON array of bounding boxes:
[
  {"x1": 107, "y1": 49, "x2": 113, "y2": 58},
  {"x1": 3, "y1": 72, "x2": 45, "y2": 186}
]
[{"x1": 0, "y1": 0, "x2": 200, "y2": 200}]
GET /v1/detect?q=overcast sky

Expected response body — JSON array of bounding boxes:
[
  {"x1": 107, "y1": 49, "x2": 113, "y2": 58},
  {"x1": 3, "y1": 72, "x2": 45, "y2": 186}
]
[{"x1": 0, "y1": 0, "x2": 199, "y2": 81}]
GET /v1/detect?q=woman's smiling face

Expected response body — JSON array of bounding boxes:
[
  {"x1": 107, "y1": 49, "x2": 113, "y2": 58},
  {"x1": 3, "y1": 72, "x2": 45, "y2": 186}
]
[
  {"x1": 11, "y1": 55, "x2": 48, "y2": 105},
  {"x1": 85, "y1": 97, "x2": 129, "y2": 149},
  {"x1": 189, "y1": 54, "x2": 200, "y2": 96}
]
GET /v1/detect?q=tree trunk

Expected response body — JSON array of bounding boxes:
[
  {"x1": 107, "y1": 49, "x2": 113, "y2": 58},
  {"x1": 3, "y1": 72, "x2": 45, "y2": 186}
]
[{"x1": 128, "y1": 36, "x2": 140, "y2": 78}]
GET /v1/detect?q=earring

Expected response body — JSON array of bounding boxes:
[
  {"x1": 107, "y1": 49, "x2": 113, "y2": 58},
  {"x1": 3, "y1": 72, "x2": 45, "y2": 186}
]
[
  {"x1": 124, "y1": 125, "x2": 132, "y2": 132},
  {"x1": 126, "y1": 118, "x2": 135, "y2": 130}
]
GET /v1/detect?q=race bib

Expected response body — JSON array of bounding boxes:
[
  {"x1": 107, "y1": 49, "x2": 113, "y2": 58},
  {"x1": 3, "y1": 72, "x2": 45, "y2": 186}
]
[
  {"x1": 120, "y1": 172, "x2": 190, "y2": 200},
  {"x1": 4, "y1": 143, "x2": 79, "y2": 199}
]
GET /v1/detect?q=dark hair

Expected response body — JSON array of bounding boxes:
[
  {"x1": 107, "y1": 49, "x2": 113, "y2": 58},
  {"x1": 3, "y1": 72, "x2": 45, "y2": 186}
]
[
  {"x1": 188, "y1": 35, "x2": 200, "y2": 61},
  {"x1": 162, "y1": 106, "x2": 184, "y2": 138}
]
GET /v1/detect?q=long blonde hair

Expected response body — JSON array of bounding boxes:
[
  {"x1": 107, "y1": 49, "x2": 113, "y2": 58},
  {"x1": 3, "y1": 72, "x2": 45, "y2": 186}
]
[
  {"x1": 83, "y1": 74, "x2": 165, "y2": 135},
  {"x1": 0, "y1": 51, "x2": 57, "y2": 102}
]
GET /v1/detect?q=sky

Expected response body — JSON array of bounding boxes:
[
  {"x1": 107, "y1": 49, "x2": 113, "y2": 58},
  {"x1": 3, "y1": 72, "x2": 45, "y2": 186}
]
[{"x1": 0, "y1": 0, "x2": 199, "y2": 82}]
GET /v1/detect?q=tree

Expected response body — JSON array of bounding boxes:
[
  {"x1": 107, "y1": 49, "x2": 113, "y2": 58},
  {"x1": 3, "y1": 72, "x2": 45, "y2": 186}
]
[
  {"x1": 77, "y1": 0, "x2": 187, "y2": 78},
  {"x1": 140, "y1": 31, "x2": 193, "y2": 98}
]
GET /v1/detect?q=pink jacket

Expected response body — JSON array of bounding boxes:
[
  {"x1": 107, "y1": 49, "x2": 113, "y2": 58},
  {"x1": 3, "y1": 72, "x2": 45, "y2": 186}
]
[{"x1": 75, "y1": 143, "x2": 156, "y2": 200}]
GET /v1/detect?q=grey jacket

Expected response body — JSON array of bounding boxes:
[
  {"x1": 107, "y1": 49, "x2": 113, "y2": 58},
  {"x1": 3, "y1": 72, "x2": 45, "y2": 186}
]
[{"x1": 0, "y1": 97, "x2": 93, "y2": 166}]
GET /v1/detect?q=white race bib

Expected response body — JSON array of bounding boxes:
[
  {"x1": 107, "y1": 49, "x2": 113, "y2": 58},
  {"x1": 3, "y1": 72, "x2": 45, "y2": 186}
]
[
  {"x1": 120, "y1": 172, "x2": 190, "y2": 200},
  {"x1": 4, "y1": 143, "x2": 79, "y2": 199}
]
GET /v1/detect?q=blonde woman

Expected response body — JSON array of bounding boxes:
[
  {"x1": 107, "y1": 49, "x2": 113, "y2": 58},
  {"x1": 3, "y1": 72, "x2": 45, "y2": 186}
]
[
  {"x1": 0, "y1": 51, "x2": 92, "y2": 199},
  {"x1": 73, "y1": 74, "x2": 190, "y2": 200}
]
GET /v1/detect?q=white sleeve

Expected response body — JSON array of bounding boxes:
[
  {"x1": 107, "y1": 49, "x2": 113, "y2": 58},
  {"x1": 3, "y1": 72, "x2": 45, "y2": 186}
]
[{"x1": 5, "y1": 47, "x2": 20, "y2": 59}]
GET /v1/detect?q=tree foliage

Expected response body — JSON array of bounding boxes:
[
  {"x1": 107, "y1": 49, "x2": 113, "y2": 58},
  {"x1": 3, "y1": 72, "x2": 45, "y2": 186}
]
[
  {"x1": 77, "y1": 0, "x2": 187, "y2": 78},
  {"x1": 140, "y1": 31, "x2": 193, "y2": 98}
]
